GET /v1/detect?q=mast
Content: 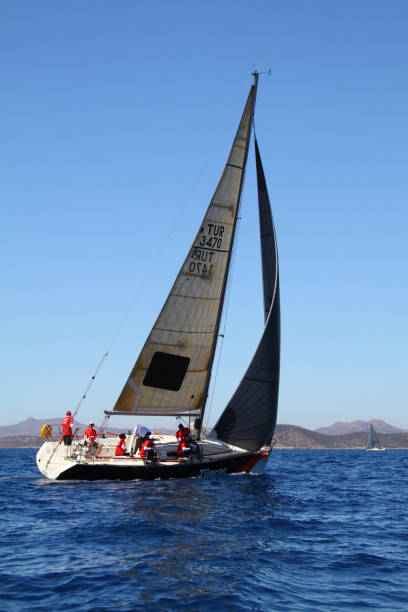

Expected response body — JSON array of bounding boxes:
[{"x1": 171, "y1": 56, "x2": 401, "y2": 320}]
[
  {"x1": 111, "y1": 74, "x2": 259, "y2": 421},
  {"x1": 195, "y1": 72, "x2": 259, "y2": 439},
  {"x1": 210, "y1": 131, "x2": 280, "y2": 452}
]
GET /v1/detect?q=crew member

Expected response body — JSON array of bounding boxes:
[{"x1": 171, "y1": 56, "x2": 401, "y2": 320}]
[
  {"x1": 175, "y1": 424, "x2": 191, "y2": 441},
  {"x1": 177, "y1": 434, "x2": 192, "y2": 458},
  {"x1": 115, "y1": 433, "x2": 129, "y2": 456},
  {"x1": 177, "y1": 433, "x2": 200, "y2": 459},
  {"x1": 132, "y1": 424, "x2": 151, "y2": 455},
  {"x1": 140, "y1": 436, "x2": 156, "y2": 461},
  {"x1": 62, "y1": 410, "x2": 74, "y2": 456},
  {"x1": 83, "y1": 421, "x2": 101, "y2": 455}
]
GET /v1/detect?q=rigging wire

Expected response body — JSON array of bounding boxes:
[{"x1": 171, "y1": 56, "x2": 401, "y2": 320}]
[
  {"x1": 96, "y1": 414, "x2": 111, "y2": 440},
  {"x1": 72, "y1": 352, "x2": 109, "y2": 420}
]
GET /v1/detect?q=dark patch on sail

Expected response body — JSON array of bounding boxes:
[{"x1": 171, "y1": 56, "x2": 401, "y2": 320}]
[
  {"x1": 214, "y1": 407, "x2": 236, "y2": 442},
  {"x1": 143, "y1": 351, "x2": 190, "y2": 391}
]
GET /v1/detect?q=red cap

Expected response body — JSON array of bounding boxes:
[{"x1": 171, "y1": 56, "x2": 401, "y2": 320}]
[{"x1": 66, "y1": 410, "x2": 71, "y2": 415}]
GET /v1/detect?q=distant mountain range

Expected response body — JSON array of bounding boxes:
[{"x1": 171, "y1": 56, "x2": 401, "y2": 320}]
[
  {"x1": 1, "y1": 417, "x2": 408, "y2": 449},
  {"x1": 0, "y1": 416, "x2": 173, "y2": 442},
  {"x1": 314, "y1": 419, "x2": 406, "y2": 435},
  {"x1": 0, "y1": 417, "x2": 104, "y2": 438},
  {"x1": 275, "y1": 424, "x2": 408, "y2": 449},
  {"x1": 2, "y1": 417, "x2": 405, "y2": 439},
  {"x1": 0, "y1": 417, "x2": 82, "y2": 438}
]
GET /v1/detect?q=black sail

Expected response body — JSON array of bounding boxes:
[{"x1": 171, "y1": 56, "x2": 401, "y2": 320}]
[
  {"x1": 211, "y1": 137, "x2": 280, "y2": 452},
  {"x1": 366, "y1": 424, "x2": 381, "y2": 449}
]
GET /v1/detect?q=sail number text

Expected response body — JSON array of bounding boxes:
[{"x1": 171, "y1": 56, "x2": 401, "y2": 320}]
[
  {"x1": 198, "y1": 223, "x2": 225, "y2": 249},
  {"x1": 188, "y1": 223, "x2": 226, "y2": 276}
]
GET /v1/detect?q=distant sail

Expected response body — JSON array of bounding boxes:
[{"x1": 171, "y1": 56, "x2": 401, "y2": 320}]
[
  {"x1": 366, "y1": 424, "x2": 382, "y2": 450},
  {"x1": 211, "y1": 137, "x2": 280, "y2": 451},
  {"x1": 112, "y1": 86, "x2": 256, "y2": 416}
]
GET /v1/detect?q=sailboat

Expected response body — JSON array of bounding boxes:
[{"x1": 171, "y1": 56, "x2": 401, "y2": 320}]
[
  {"x1": 36, "y1": 72, "x2": 280, "y2": 480},
  {"x1": 366, "y1": 424, "x2": 385, "y2": 451}
]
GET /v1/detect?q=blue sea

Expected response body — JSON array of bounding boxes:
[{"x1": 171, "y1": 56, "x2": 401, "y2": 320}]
[{"x1": 1, "y1": 449, "x2": 407, "y2": 611}]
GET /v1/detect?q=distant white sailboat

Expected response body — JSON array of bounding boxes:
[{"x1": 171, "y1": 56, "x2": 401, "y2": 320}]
[
  {"x1": 366, "y1": 424, "x2": 385, "y2": 451},
  {"x1": 36, "y1": 71, "x2": 280, "y2": 480}
]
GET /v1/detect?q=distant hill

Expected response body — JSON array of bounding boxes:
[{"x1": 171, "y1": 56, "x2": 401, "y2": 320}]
[
  {"x1": 315, "y1": 420, "x2": 406, "y2": 436},
  {"x1": 0, "y1": 417, "x2": 175, "y2": 447},
  {"x1": 2, "y1": 420, "x2": 408, "y2": 449},
  {"x1": 4, "y1": 417, "x2": 406, "y2": 440},
  {"x1": 0, "y1": 436, "x2": 43, "y2": 448},
  {"x1": 274, "y1": 424, "x2": 408, "y2": 449},
  {"x1": 0, "y1": 417, "x2": 90, "y2": 438}
]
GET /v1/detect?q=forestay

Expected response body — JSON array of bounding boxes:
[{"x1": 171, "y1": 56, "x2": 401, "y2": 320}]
[{"x1": 112, "y1": 86, "x2": 255, "y2": 416}]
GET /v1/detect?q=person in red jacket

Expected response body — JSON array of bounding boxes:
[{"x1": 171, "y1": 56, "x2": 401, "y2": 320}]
[
  {"x1": 175, "y1": 424, "x2": 191, "y2": 441},
  {"x1": 140, "y1": 436, "x2": 156, "y2": 461},
  {"x1": 177, "y1": 437, "x2": 191, "y2": 458},
  {"x1": 177, "y1": 434, "x2": 200, "y2": 460},
  {"x1": 62, "y1": 410, "x2": 74, "y2": 455},
  {"x1": 83, "y1": 422, "x2": 101, "y2": 455},
  {"x1": 115, "y1": 433, "x2": 129, "y2": 456}
]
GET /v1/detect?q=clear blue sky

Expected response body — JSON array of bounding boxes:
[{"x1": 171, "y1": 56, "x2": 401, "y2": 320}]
[{"x1": 1, "y1": 0, "x2": 407, "y2": 431}]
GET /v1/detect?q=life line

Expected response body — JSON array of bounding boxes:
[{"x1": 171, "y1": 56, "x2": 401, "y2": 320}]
[{"x1": 41, "y1": 424, "x2": 52, "y2": 439}]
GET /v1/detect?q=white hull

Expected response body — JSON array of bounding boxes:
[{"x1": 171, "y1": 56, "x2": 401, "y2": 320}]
[{"x1": 36, "y1": 434, "x2": 270, "y2": 480}]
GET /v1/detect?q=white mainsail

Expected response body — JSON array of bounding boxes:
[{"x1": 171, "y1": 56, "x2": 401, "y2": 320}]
[{"x1": 112, "y1": 85, "x2": 255, "y2": 416}]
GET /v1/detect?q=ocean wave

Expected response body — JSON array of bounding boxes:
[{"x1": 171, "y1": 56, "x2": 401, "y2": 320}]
[{"x1": 1, "y1": 449, "x2": 408, "y2": 611}]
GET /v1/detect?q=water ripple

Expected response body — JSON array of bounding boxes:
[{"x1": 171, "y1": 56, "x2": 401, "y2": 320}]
[{"x1": 1, "y1": 448, "x2": 408, "y2": 611}]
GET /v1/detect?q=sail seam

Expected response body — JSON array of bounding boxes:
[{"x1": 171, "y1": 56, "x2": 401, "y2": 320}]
[
  {"x1": 226, "y1": 163, "x2": 243, "y2": 170},
  {"x1": 154, "y1": 327, "x2": 215, "y2": 334},
  {"x1": 198, "y1": 218, "x2": 234, "y2": 227},
  {"x1": 171, "y1": 293, "x2": 220, "y2": 301},
  {"x1": 190, "y1": 247, "x2": 229, "y2": 255},
  {"x1": 186, "y1": 248, "x2": 229, "y2": 255},
  {"x1": 242, "y1": 376, "x2": 276, "y2": 384},
  {"x1": 211, "y1": 202, "x2": 236, "y2": 209}
]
